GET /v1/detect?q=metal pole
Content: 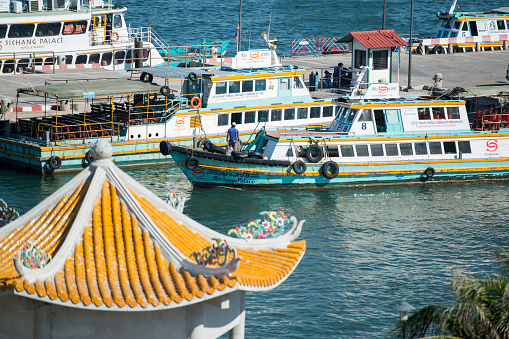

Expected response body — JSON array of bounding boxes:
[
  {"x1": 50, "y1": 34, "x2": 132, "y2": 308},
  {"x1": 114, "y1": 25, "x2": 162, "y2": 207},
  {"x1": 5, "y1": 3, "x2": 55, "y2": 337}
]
[
  {"x1": 406, "y1": 0, "x2": 413, "y2": 91},
  {"x1": 238, "y1": 0, "x2": 242, "y2": 52},
  {"x1": 382, "y1": 0, "x2": 386, "y2": 30}
]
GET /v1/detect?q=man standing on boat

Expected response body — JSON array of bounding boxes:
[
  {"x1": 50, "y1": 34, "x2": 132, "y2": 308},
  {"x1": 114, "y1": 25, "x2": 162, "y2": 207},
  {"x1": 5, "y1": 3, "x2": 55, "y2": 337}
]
[{"x1": 227, "y1": 122, "x2": 240, "y2": 153}]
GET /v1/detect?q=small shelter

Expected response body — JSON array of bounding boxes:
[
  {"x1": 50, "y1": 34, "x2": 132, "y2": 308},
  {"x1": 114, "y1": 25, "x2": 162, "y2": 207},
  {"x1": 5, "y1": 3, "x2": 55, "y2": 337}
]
[
  {"x1": 338, "y1": 29, "x2": 407, "y2": 83},
  {"x1": 0, "y1": 139, "x2": 306, "y2": 339}
]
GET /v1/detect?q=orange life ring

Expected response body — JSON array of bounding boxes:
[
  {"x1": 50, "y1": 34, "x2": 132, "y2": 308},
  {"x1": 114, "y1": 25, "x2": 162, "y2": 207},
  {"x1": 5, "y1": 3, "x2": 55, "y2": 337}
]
[
  {"x1": 111, "y1": 32, "x2": 119, "y2": 42},
  {"x1": 190, "y1": 96, "x2": 201, "y2": 109}
]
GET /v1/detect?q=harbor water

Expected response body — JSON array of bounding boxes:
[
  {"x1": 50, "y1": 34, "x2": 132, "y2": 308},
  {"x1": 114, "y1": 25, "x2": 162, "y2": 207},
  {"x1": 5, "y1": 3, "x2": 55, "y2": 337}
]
[
  {"x1": 2, "y1": 0, "x2": 509, "y2": 337},
  {"x1": 1, "y1": 164, "x2": 508, "y2": 337}
]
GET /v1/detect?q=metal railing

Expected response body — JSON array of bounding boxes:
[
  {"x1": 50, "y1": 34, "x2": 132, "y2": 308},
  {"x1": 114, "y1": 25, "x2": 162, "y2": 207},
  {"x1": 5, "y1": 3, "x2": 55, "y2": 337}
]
[{"x1": 289, "y1": 37, "x2": 350, "y2": 57}]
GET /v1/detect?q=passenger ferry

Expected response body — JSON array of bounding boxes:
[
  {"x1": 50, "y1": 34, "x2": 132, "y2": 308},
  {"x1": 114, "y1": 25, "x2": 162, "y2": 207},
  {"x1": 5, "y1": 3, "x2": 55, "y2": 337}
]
[
  {"x1": 165, "y1": 82, "x2": 509, "y2": 188},
  {"x1": 418, "y1": 0, "x2": 509, "y2": 53},
  {"x1": 0, "y1": 49, "x2": 336, "y2": 173}
]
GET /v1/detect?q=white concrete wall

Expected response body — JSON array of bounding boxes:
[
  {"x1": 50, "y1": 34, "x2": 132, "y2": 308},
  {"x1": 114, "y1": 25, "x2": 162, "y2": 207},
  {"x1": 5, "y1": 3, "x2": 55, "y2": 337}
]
[{"x1": 0, "y1": 291, "x2": 246, "y2": 339}]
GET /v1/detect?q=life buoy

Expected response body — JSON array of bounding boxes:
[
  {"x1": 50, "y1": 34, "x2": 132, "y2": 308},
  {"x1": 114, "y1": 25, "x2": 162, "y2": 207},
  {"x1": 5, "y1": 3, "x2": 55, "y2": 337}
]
[
  {"x1": 322, "y1": 161, "x2": 339, "y2": 179},
  {"x1": 185, "y1": 156, "x2": 199, "y2": 170},
  {"x1": 159, "y1": 141, "x2": 172, "y2": 156},
  {"x1": 424, "y1": 167, "x2": 435, "y2": 178},
  {"x1": 190, "y1": 96, "x2": 201, "y2": 109},
  {"x1": 48, "y1": 156, "x2": 62, "y2": 170},
  {"x1": 188, "y1": 72, "x2": 198, "y2": 82},
  {"x1": 85, "y1": 150, "x2": 93, "y2": 163},
  {"x1": 306, "y1": 145, "x2": 323, "y2": 163},
  {"x1": 293, "y1": 160, "x2": 306, "y2": 175},
  {"x1": 111, "y1": 31, "x2": 119, "y2": 42},
  {"x1": 160, "y1": 86, "x2": 170, "y2": 97}
]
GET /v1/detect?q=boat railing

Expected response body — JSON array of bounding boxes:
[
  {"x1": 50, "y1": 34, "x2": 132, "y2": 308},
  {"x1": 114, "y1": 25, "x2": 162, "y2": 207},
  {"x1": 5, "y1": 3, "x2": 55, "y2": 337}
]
[
  {"x1": 470, "y1": 107, "x2": 509, "y2": 131},
  {"x1": 128, "y1": 25, "x2": 169, "y2": 50},
  {"x1": 34, "y1": 120, "x2": 121, "y2": 142},
  {"x1": 288, "y1": 36, "x2": 350, "y2": 57}
]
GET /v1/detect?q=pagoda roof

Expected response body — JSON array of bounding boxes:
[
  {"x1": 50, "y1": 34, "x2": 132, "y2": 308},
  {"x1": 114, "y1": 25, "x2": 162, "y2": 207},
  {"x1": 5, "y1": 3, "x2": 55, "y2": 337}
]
[
  {"x1": 0, "y1": 140, "x2": 306, "y2": 311},
  {"x1": 338, "y1": 29, "x2": 408, "y2": 49}
]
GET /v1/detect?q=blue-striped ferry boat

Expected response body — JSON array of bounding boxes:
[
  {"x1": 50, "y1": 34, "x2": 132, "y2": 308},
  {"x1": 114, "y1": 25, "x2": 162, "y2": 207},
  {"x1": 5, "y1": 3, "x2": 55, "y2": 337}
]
[
  {"x1": 164, "y1": 82, "x2": 509, "y2": 188},
  {"x1": 0, "y1": 49, "x2": 336, "y2": 174}
]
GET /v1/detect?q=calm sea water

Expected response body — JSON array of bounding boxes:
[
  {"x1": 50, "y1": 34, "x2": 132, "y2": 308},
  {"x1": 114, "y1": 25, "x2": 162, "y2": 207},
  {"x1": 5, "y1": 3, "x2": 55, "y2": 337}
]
[{"x1": 3, "y1": 0, "x2": 509, "y2": 337}]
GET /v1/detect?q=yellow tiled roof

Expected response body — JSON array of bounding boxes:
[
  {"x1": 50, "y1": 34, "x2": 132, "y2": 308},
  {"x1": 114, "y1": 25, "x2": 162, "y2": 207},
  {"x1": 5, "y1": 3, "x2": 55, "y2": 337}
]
[{"x1": 0, "y1": 166, "x2": 306, "y2": 310}]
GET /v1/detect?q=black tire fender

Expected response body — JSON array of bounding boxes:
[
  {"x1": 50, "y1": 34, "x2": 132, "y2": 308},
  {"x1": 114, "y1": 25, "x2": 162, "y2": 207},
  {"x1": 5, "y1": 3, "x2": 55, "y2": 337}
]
[
  {"x1": 322, "y1": 161, "x2": 339, "y2": 179},
  {"x1": 197, "y1": 138, "x2": 213, "y2": 149},
  {"x1": 160, "y1": 86, "x2": 170, "y2": 96},
  {"x1": 188, "y1": 72, "x2": 198, "y2": 82},
  {"x1": 85, "y1": 150, "x2": 93, "y2": 163},
  {"x1": 248, "y1": 151, "x2": 263, "y2": 159},
  {"x1": 159, "y1": 141, "x2": 172, "y2": 156},
  {"x1": 424, "y1": 167, "x2": 435, "y2": 178},
  {"x1": 140, "y1": 72, "x2": 153, "y2": 82},
  {"x1": 185, "y1": 156, "x2": 199, "y2": 170},
  {"x1": 231, "y1": 151, "x2": 248, "y2": 161},
  {"x1": 48, "y1": 156, "x2": 62, "y2": 170},
  {"x1": 306, "y1": 145, "x2": 323, "y2": 163},
  {"x1": 293, "y1": 160, "x2": 307, "y2": 175}
]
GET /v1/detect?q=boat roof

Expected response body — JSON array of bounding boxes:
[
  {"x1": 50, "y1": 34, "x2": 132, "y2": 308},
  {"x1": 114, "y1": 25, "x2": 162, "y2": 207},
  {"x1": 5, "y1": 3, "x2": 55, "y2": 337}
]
[
  {"x1": 0, "y1": 139, "x2": 306, "y2": 310},
  {"x1": 0, "y1": 6, "x2": 126, "y2": 20},
  {"x1": 130, "y1": 65, "x2": 306, "y2": 81},
  {"x1": 18, "y1": 78, "x2": 162, "y2": 100}
]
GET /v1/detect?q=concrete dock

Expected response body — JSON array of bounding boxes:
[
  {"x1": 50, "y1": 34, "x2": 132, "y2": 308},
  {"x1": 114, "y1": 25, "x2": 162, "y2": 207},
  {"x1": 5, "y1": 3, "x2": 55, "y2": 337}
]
[{"x1": 1, "y1": 49, "x2": 508, "y2": 119}]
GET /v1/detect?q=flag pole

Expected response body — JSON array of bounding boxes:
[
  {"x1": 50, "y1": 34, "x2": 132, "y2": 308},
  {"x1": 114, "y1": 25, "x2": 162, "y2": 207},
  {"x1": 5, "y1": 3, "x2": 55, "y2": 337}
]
[{"x1": 238, "y1": 0, "x2": 242, "y2": 52}]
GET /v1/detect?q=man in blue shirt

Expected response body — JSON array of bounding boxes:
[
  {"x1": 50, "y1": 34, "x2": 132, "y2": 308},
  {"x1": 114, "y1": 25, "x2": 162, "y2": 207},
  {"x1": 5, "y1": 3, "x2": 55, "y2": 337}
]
[{"x1": 227, "y1": 122, "x2": 240, "y2": 152}]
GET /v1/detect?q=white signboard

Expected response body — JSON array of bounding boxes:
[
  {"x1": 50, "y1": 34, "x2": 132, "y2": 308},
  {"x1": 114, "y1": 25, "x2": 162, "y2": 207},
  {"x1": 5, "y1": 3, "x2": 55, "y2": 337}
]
[
  {"x1": 363, "y1": 83, "x2": 399, "y2": 99},
  {"x1": 0, "y1": 0, "x2": 9, "y2": 12},
  {"x1": 231, "y1": 50, "x2": 281, "y2": 69}
]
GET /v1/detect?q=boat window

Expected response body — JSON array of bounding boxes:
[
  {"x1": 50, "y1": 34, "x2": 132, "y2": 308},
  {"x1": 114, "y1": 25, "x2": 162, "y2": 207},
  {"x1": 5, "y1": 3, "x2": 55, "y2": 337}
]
[
  {"x1": 469, "y1": 21, "x2": 478, "y2": 36},
  {"x1": 242, "y1": 80, "x2": 253, "y2": 92},
  {"x1": 462, "y1": 23, "x2": 468, "y2": 31},
  {"x1": 429, "y1": 142, "x2": 442, "y2": 154},
  {"x1": 458, "y1": 141, "x2": 472, "y2": 153},
  {"x1": 34, "y1": 58, "x2": 43, "y2": 66},
  {"x1": 354, "y1": 50, "x2": 366, "y2": 68},
  {"x1": 271, "y1": 109, "x2": 282, "y2": 121},
  {"x1": 340, "y1": 145, "x2": 354, "y2": 157},
  {"x1": 65, "y1": 55, "x2": 73, "y2": 64},
  {"x1": 414, "y1": 142, "x2": 427, "y2": 155},
  {"x1": 444, "y1": 20, "x2": 451, "y2": 29},
  {"x1": 229, "y1": 81, "x2": 240, "y2": 94},
  {"x1": 245, "y1": 111, "x2": 255, "y2": 124},
  {"x1": 293, "y1": 77, "x2": 304, "y2": 89},
  {"x1": 385, "y1": 144, "x2": 399, "y2": 156},
  {"x1": 218, "y1": 113, "x2": 229, "y2": 126},
  {"x1": 297, "y1": 107, "x2": 308, "y2": 119},
  {"x1": 435, "y1": 30, "x2": 442, "y2": 39},
  {"x1": 0, "y1": 25, "x2": 6, "y2": 38},
  {"x1": 114, "y1": 15, "x2": 122, "y2": 29},
  {"x1": 418, "y1": 108, "x2": 431, "y2": 120},
  {"x1": 441, "y1": 30, "x2": 450, "y2": 38},
  {"x1": 453, "y1": 21, "x2": 462, "y2": 30},
  {"x1": 447, "y1": 107, "x2": 460, "y2": 119},
  {"x1": 76, "y1": 55, "x2": 87, "y2": 64},
  {"x1": 450, "y1": 31, "x2": 458, "y2": 38},
  {"x1": 358, "y1": 109, "x2": 372, "y2": 122},
  {"x1": 337, "y1": 106, "x2": 348, "y2": 120},
  {"x1": 35, "y1": 22, "x2": 61, "y2": 37},
  {"x1": 231, "y1": 112, "x2": 242, "y2": 125},
  {"x1": 507, "y1": 20, "x2": 509, "y2": 31},
  {"x1": 258, "y1": 110, "x2": 269, "y2": 122},
  {"x1": 63, "y1": 21, "x2": 87, "y2": 35},
  {"x1": 89, "y1": 54, "x2": 100, "y2": 64},
  {"x1": 8, "y1": 24, "x2": 35, "y2": 38},
  {"x1": 255, "y1": 79, "x2": 266, "y2": 91},
  {"x1": 327, "y1": 145, "x2": 339, "y2": 157},
  {"x1": 347, "y1": 109, "x2": 358, "y2": 122},
  {"x1": 2, "y1": 60, "x2": 14, "y2": 73},
  {"x1": 374, "y1": 110, "x2": 386, "y2": 132},
  {"x1": 443, "y1": 141, "x2": 456, "y2": 154},
  {"x1": 497, "y1": 20, "x2": 506, "y2": 30},
  {"x1": 400, "y1": 143, "x2": 413, "y2": 156},
  {"x1": 215, "y1": 82, "x2": 227, "y2": 95},
  {"x1": 284, "y1": 108, "x2": 295, "y2": 120},
  {"x1": 355, "y1": 145, "x2": 369, "y2": 157},
  {"x1": 432, "y1": 107, "x2": 445, "y2": 120},
  {"x1": 114, "y1": 51, "x2": 125, "y2": 65},
  {"x1": 44, "y1": 57, "x2": 54, "y2": 66},
  {"x1": 373, "y1": 50, "x2": 388, "y2": 70},
  {"x1": 323, "y1": 106, "x2": 333, "y2": 117},
  {"x1": 370, "y1": 144, "x2": 384, "y2": 157},
  {"x1": 280, "y1": 78, "x2": 291, "y2": 90},
  {"x1": 101, "y1": 52, "x2": 112, "y2": 66},
  {"x1": 310, "y1": 107, "x2": 321, "y2": 118}
]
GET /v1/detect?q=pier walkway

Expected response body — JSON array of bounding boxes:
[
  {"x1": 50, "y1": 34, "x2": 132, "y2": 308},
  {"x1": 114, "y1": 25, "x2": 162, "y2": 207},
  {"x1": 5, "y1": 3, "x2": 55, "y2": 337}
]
[{"x1": 0, "y1": 50, "x2": 508, "y2": 121}]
